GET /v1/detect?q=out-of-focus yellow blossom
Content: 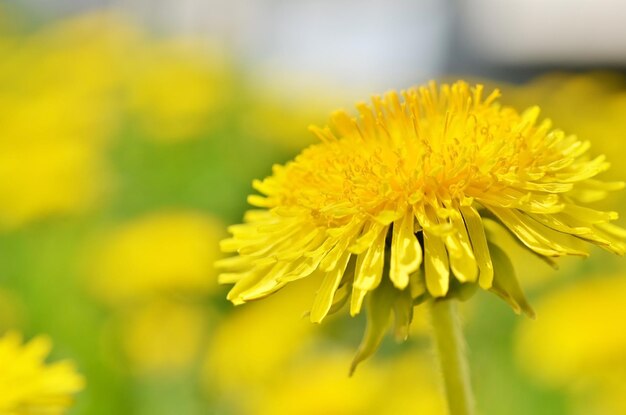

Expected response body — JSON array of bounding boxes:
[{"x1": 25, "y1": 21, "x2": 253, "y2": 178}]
[
  {"x1": 208, "y1": 344, "x2": 445, "y2": 415},
  {"x1": 516, "y1": 274, "x2": 626, "y2": 414},
  {"x1": 85, "y1": 211, "x2": 223, "y2": 376},
  {"x1": 0, "y1": 11, "x2": 238, "y2": 227},
  {"x1": 581, "y1": 374, "x2": 626, "y2": 415},
  {"x1": 126, "y1": 38, "x2": 230, "y2": 143},
  {"x1": 258, "y1": 352, "x2": 382, "y2": 415},
  {"x1": 118, "y1": 300, "x2": 208, "y2": 375},
  {"x1": 219, "y1": 80, "x2": 626, "y2": 368},
  {"x1": 0, "y1": 12, "x2": 140, "y2": 229},
  {"x1": 203, "y1": 277, "x2": 318, "y2": 395},
  {"x1": 87, "y1": 211, "x2": 224, "y2": 305},
  {"x1": 376, "y1": 354, "x2": 447, "y2": 415},
  {"x1": 205, "y1": 275, "x2": 445, "y2": 414},
  {"x1": 255, "y1": 352, "x2": 446, "y2": 415},
  {"x1": 0, "y1": 136, "x2": 110, "y2": 229},
  {"x1": 516, "y1": 275, "x2": 626, "y2": 387},
  {"x1": 0, "y1": 331, "x2": 84, "y2": 415},
  {"x1": 11, "y1": 11, "x2": 140, "y2": 102}
]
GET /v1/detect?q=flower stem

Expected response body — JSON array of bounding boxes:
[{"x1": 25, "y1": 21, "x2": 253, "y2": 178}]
[{"x1": 429, "y1": 299, "x2": 475, "y2": 415}]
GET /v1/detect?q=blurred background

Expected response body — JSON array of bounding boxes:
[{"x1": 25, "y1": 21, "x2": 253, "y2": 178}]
[{"x1": 1, "y1": 1, "x2": 626, "y2": 414}]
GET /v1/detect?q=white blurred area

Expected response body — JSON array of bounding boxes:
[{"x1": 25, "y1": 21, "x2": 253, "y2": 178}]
[
  {"x1": 13, "y1": 0, "x2": 451, "y2": 96},
  {"x1": 10, "y1": 0, "x2": 626, "y2": 88},
  {"x1": 459, "y1": 0, "x2": 626, "y2": 65},
  {"x1": 145, "y1": 0, "x2": 451, "y2": 94}
]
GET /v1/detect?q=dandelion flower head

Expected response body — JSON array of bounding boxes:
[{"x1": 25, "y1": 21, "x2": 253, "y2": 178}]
[
  {"x1": 88, "y1": 211, "x2": 224, "y2": 305},
  {"x1": 218, "y1": 81, "x2": 626, "y2": 367},
  {"x1": 0, "y1": 331, "x2": 84, "y2": 415}
]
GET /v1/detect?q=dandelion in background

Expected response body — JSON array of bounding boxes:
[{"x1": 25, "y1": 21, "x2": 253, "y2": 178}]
[
  {"x1": 88, "y1": 211, "x2": 225, "y2": 304},
  {"x1": 0, "y1": 12, "x2": 134, "y2": 229},
  {"x1": 203, "y1": 277, "x2": 445, "y2": 414},
  {"x1": 218, "y1": 81, "x2": 625, "y2": 414},
  {"x1": 126, "y1": 38, "x2": 231, "y2": 143},
  {"x1": 0, "y1": 331, "x2": 84, "y2": 415},
  {"x1": 85, "y1": 211, "x2": 224, "y2": 375},
  {"x1": 516, "y1": 274, "x2": 626, "y2": 415}
]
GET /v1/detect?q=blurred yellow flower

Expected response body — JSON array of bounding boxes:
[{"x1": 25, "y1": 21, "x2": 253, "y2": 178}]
[
  {"x1": 0, "y1": 136, "x2": 110, "y2": 229},
  {"x1": 0, "y1": 12, "x2": 139, "y2": 229},
  {"x1": 218, "y1": 80, "x2": 626, "y2": 368},
  {"x1": 87, "y1": 211, "x2": 224, "y2": 305},
  {"x1": 126, "y1": 38, "x2": 230, "y2": 143},
  {"x1": 377, "y1": 354, "x2": 447, "y2": 415},
  {"x1": 516, "y1": 275, "x2": 626, "y2": 414},
  {"x1": 0, "y1": 331, "x2": 84, "y2": 415},
  {"x1": 119, "y1": 300, "x2": 208, "y2": 375},
  {"x1": 585, "y1": 374, "x2": 626, "y2": 415},
  {"x1": 203, "y1": 277, "x2": 317, "y2": 395},
  {"x1": 15, "y1": 11, "x2": 140, "y2": 99},
  {"x1": 204, "y1": 276, "x2": 445, "y2": 414},
  {"x1": 254, "y1": 353, "x2": 446, "y2": 415},
  {"x1": 516, "y1": 275, "x2": 626, "y2": 386}
]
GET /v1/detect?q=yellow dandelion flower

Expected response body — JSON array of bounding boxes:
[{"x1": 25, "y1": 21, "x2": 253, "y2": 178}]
[
  {"x1": 515, "y1": 275, "x2": 626, "y2": 387},
  {"x1": 515, "y1": 275, "x2": 626, "y2": 415},
  {"x1": 586, "y1": 378, "x2": 626, "y2": 415},
  {"x1": 254, "y1": 353, "x2": 446, "y2": 415},
  {"x1": 126, "y1": 38, "x2": 230, "y2": 143},
  {"x1": 0, "y1": 12, "x2": 138, "y2": 229},
  {"x1": 203, "y1": 277, "x2": 318, "y2": 394},
  {"x1": 0, "y1": 331, "x2": 84, "y2": 415},
  {"x1": 87, "y1": 211, "x2": 224, "y2": 305},
  {"x1": 218, "y1": 80, "x2": 626, "y2": 367},
  {"x1": 204, "y1": 277, "x2": 444, "y2": 414},
  {"x1": 118, "y1": 300, "x2": 208, "y2": 375}
]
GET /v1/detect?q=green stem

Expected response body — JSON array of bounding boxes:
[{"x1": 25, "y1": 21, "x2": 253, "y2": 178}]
[{"x1": 429, "y1": 299, "x2": 475, "y2": 415}]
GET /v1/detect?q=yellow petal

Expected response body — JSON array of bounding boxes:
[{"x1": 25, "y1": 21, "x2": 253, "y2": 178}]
[
  {"x1": 310, "y1": 251, "x2": 352, "y2": 323},
  {"x1": 488, "y1": 206, "x2": 588, "y2": 257},
  {"x1": 239, "y1": 262, "x2": 291, "y2": 301},
  {"x1": 226, "y1": 266, "x2": 271, "y2": 305},
  {"x1": 446, "y1": 209, "x2": 478, "y2": 284},
  {"x1": 423, "y1": 211, "x2": 450, "y2": 297},
  {"x1": 460, "y1": 205, "x2": 494, "y2": 289},
  {"x1": 350, "y1": 288, "x2": 369, "y2": 317},
  {"x1": 390, "y1": 211, "x2": 423, "y2": 289},
  {"x1": 349, "y1": 221, "x2": 385, "y2": 254},
  {"x1": 247, "y1": 194, "x2": 275, "y2": 208},
  {"x1": 353, "y1": 225, "x2": 387, "y2": 291},
  {"x1": 350, "y1": 225, "x2": 388, "y2": 315},
  {"x1": 320, "y1": 221, "x2": 362, "y2": 271}
]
